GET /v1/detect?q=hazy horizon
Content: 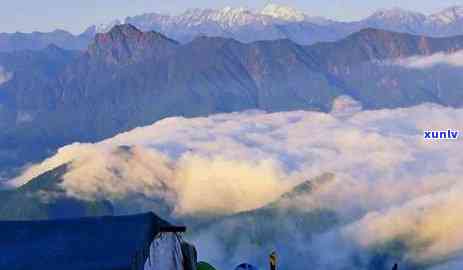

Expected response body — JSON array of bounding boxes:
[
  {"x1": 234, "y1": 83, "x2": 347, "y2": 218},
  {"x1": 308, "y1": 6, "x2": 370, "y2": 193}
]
[{"x1": 2, "y1": 0, "x2": 463, "y2": 34}]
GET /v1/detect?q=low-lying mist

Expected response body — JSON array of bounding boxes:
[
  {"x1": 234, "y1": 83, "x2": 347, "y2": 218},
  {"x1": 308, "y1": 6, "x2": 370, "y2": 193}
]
[
  {"x1": 10, "y1": 96, "x2": 463, "y2": 269},
  {"x1": 395, "y1": 50, "x2": 463, "y2": 69}
]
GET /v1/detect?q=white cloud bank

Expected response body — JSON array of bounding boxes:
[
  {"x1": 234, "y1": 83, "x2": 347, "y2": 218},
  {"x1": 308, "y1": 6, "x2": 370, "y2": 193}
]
[
  {"x1": 10, "y1": 98, "x2": 463, "y2": 268},
  {"x1": 396, "y1": 50, "x2": 463, "y2": 69}
]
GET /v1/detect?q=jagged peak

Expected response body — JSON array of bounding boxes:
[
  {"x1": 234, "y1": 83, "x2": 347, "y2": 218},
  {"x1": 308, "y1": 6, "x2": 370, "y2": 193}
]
[
  {"x1": 105, "y1": 24, "x2": 142, "y2": 36},
  {"x1": 93, "y1": 4, "x2": 334, "y2": 34},
  {"x1": 99, "y1": 24, "x2": 177, "y2": 43},
  {"x1": 430, "y1": 6, "x2": 463, "y2": 24},
  {"x1": 220, "y1": 6, "x2": 249, "y2": 14},
  {"x1": 178, "y1": 6, "x2": 268, "y2": 27},
  {"x1": 181, "y1": 6, "x2": 251, "y2": 18},
  {"x1": 261, "y1": 3, "x2": 306, "y2": 21},
  {"x1": 435, "y1": 5, "x2": 463, "y2": 16},
  {"x1": 367, "y1": 7, "x2": 426, "y2": 21},
  {"x1": 89, "y1": 24, "x2": 178, "y2": 65},
  {"x1": 82, "y1": 19, "x2": 123, "y2": 36},
  {"x1": 96, "y1": 19, "x2": 122, "y2": 34}
]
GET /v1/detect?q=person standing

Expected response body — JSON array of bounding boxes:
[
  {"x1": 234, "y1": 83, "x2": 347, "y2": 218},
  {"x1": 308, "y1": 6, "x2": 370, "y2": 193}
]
[{"x1": 269, "y1": 251, "x2": 277, "y2": 270}]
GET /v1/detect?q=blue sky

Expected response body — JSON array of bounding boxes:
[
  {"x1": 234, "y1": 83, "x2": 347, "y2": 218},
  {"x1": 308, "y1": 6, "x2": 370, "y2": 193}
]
[{"x1": 2, "y1": 0, "x2": 463, "y2": 34}]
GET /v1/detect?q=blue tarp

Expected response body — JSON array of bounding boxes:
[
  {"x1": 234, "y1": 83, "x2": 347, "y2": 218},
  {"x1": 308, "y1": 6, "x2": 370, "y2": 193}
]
[{"x1": 0, "y1": 212, "x2": 171, "y2": 270}]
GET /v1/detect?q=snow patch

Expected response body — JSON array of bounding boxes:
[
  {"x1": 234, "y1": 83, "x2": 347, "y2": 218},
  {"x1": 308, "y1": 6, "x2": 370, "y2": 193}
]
[
  {"x1": 261, "y1": 3, "x2": 306, "y2": 21},
  {"x1": 430, "y1": 6, "x2": 463, "y2": 24},
  {"x1": 0, "y1": 66, "x2": 12, "y2": 86}
]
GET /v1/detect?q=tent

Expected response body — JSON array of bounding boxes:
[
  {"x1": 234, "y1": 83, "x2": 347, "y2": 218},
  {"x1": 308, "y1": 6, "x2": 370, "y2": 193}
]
[
  {"x1": 197, "y1": 261, "x2": 217, "y2": 270},
  {"x1": 0, "y1": 212, "x2": 187, "y2": 270}
]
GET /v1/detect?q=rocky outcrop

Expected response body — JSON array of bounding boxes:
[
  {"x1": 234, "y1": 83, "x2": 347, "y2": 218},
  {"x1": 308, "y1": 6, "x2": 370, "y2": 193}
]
[{"x1": 88, "y1": 24, "x2": 179, "y2": 65}]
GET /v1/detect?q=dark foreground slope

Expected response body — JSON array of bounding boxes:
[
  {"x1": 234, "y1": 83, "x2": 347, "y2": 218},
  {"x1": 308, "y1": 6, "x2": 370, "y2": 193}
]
[
  {"x1": 0, "y1": 165, "x2": 113, "y2": 220},
  {"x1": 0, "y1": 212, "x2": 170, "y2": 270},
  {"x1": 0, "y1": 167, "x2": 426, "y2": 270},
  {"x1": 1, "y1": 25, "x2": 463, "y2": 174}
]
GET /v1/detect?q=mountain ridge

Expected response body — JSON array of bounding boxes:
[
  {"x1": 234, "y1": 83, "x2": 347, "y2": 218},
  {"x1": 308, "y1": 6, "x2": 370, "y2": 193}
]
[
  {"x1": 88, "y1": 24, "x2": 179, "y2": 65},
  {"x1": 1, "y1": 25, "x2": 463, "y2": 177},
  {"x1": 4, "y1": 4, "x2": 463, "y2": 52}
]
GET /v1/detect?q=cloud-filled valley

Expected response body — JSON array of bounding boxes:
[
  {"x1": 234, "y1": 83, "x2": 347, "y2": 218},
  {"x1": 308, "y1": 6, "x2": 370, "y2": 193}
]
[
  {"x1": 395, "y1": 50, "x2": 463, "y2": 69},
  {"x1": 9, "y1": 97, "x2": 463, "y2": 269}
]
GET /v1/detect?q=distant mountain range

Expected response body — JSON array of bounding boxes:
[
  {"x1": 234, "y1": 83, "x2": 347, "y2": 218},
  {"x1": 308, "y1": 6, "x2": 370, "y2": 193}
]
[
  {"x1": 3, "y1": 4, "x2": 463, "y2": 52},
  {"x1": 1, "y1": 24, "x2": 463, "y2": 175},
  {"x1": 0, "y1": 30, "x2": 92, "y2": 52},
  {"x1": 120, "y1": 5, "x2": 463, "y2": 44}
]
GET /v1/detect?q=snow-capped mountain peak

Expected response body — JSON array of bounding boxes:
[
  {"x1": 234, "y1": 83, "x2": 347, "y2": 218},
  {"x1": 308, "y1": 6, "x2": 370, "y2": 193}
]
[
  {"x1": 430, "y1": 6, "x2": 463, "y2": 24},
  {"x1": 83, "y1": 4, "x2": 463, "y2": 46},
  {"x1": 220, "y1": 6, "x2": 247, "y2": 14},
  {"x1": 367, "y1": 7, "x2": 426, "y2": 22},
  {"x1": 261, "y1": 3, "x2": 306, "y2": 21},
  {"x1": 178, "y1": 6, "x2": 268, "y2": 27}
]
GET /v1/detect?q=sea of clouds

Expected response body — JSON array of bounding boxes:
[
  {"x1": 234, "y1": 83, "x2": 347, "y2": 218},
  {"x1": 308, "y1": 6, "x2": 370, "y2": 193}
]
[
  {"x1": 10, "y1": 96, "x2": 463, "y2": 269},
  {"x1": 395, "y1": 50, "x2": 463, "y2": 69}
]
